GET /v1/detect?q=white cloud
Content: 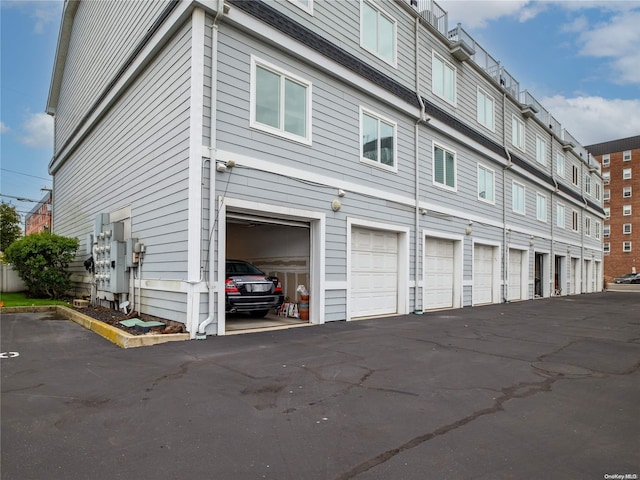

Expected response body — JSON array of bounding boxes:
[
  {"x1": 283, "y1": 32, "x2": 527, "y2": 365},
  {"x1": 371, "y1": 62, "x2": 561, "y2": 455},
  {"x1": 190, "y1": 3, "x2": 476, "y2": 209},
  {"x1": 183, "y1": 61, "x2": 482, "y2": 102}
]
[
  {"x1": 541, "y1": 95, "x2": 640, "y2": 145},
  {"x1": 18, "y1": 113, "x2": 54, "y2": 149},
  {"x1": 1, "y1": 1, "x2": 62, "y2": 34},
  {"x1": 0, "y1": 122, "x2": 9, "y2": 134},
  {"x1": 438, "y1": 1, "x2": 532, "y2": 28}
]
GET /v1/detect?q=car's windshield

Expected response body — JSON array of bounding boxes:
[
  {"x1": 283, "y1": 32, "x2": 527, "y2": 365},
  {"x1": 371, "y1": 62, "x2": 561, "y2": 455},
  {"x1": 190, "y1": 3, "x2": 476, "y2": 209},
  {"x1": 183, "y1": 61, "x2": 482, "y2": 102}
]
[{"x1": 227, "y1": 262, "x2": 264, "y2": 275}]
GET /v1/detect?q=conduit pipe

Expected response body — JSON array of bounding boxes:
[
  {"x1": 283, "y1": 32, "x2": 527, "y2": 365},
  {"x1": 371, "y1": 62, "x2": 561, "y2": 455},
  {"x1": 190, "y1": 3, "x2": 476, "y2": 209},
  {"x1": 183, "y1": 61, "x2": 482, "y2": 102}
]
[{"x1": 197, "y1": 0, "x2": 227, "y2": 337}]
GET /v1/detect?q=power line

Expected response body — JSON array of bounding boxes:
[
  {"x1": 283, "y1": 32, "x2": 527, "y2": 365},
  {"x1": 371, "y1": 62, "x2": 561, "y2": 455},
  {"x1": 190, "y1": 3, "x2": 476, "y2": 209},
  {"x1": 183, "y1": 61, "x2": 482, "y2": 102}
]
[{"x1": 1, "y1": 168, "x2": 51, "y2": 182}]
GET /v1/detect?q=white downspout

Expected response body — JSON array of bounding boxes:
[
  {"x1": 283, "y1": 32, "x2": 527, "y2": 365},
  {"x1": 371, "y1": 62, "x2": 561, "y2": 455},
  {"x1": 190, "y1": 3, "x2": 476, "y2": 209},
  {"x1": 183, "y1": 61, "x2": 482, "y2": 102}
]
[
  {"x1": 502, "y1": 92, "x2": 513, "y2": 302},
  {"x1": 197, "y1": 0, "x2": 227, "y2": 337}
]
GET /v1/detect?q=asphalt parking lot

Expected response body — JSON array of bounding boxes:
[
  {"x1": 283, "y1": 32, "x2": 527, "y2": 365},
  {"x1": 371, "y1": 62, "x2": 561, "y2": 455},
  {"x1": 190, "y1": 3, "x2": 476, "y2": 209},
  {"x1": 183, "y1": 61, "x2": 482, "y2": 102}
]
[{"x1": 2, "y1": 292, "x2": 639, "y2": 480}]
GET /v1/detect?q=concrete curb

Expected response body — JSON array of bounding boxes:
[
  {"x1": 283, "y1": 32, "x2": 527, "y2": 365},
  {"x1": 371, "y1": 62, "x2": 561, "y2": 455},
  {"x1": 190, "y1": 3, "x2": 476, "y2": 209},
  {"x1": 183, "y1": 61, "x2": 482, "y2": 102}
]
[{"x1": 1, "y1": 305, "x2": 189, "y2": 348}]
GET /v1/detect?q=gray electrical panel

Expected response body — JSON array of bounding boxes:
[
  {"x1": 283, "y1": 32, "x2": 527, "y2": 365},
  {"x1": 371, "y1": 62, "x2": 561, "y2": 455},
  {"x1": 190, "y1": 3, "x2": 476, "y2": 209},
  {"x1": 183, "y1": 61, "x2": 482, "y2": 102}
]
[{"x1": 94, "y1": 214, "x2": 128, "y2": 294}]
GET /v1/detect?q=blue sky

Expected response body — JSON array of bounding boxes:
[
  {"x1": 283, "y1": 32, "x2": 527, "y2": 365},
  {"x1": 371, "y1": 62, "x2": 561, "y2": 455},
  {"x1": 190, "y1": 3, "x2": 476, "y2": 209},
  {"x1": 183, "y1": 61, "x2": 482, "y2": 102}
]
[{"x1": 1, "y1": 0, "x2": 639, "y2": 226}]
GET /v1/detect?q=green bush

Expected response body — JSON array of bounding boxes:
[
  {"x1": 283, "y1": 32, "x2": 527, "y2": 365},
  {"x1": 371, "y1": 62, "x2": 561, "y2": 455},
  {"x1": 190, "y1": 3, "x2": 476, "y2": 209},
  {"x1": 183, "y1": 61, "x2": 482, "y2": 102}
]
[{"x1": 4, "y1": 233, "x2": 79, "y2": 299}]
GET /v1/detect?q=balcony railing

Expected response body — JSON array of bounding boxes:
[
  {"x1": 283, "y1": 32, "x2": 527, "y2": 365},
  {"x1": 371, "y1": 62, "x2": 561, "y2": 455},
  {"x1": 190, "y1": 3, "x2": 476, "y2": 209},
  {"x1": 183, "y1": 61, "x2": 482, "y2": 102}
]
[{"x1": 411, "y1": 0, "x2": 448, "y2": 37}]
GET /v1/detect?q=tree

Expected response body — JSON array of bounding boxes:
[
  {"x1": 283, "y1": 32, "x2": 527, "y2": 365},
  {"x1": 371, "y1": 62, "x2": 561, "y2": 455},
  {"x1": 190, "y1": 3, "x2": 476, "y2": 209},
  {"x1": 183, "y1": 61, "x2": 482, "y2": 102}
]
[
  {"x1": 0, "y1": 202, "x2": 22, "y2": 252},
  {"x1": 4, "y1": 232, "x2": 79, "y2": 299}
]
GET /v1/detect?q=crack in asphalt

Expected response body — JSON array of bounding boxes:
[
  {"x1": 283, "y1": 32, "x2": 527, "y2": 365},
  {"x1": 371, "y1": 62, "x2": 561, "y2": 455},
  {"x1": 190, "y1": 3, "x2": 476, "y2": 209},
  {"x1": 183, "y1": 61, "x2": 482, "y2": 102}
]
[{"x1": 333, "y1": 378, "x2": 556, "y2": 480}]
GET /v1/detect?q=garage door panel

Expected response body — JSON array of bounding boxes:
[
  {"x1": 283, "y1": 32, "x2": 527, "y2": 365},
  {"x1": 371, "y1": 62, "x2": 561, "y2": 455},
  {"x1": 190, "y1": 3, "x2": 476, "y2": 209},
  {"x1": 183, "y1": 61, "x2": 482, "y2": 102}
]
[
  {"x1": 425, "y1": 238, "x2": 455, "y2": 310},
  {"x1": 474, "y1": 244, "x2": 494, "y2": 305},
  {"x1": 351, "y1": 228, "x2": 398, "y2": 317},
  {"x1": 509, "y1": 249, "x2": 522, "y2": 301}
]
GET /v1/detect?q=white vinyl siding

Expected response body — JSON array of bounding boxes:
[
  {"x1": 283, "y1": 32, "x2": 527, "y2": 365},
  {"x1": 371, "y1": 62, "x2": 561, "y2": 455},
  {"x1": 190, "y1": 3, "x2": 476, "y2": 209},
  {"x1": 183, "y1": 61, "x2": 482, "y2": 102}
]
[
  {"x1": 433, "y1": 143, "x2": 456, "y2": 190},
  {"x1": 360, "y1": 107, "x2": 396, "y2": 171},
  {"x1": 512, "y1": 181, "x2": 525, "y2": 215},
  {"x1": 432, "y1": 51, "x2": 456, "y2": 105},
  {"x1": 361, "y1": 0, "x2": 396, "y2": 66},
  {"x1": 476, "y1": 87, "x2": 494, "y2": 131},
  {"x1": 477, "y1": 164, "x2": 494, "y2": 203},
  {"x1": 251, "y1": 56, "x2": 312, "y2": 144}
]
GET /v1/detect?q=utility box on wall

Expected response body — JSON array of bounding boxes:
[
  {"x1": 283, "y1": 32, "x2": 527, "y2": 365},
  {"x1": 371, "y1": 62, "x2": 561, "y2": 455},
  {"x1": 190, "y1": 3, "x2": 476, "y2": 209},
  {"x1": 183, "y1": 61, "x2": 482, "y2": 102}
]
[{"x1": 94, "y1": 214, "x2": 128, "y2": 294}]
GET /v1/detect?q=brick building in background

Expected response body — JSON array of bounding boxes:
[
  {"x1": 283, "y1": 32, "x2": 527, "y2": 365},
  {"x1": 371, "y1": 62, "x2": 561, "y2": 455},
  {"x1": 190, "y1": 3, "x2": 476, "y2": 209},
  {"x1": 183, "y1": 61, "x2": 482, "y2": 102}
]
[
  {"x1": 24, "y1": 192, "x2": 52, "y2": 236},
  {"x1": 586, "y1": 135, "x2": 640, "y2": 281}
]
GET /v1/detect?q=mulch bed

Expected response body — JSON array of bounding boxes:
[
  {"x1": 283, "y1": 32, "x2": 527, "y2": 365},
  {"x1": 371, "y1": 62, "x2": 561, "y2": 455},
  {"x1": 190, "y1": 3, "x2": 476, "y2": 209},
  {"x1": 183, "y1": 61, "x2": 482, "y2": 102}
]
[{"x1": 72, "y1": 305, "x2": 186, "y2": 336}]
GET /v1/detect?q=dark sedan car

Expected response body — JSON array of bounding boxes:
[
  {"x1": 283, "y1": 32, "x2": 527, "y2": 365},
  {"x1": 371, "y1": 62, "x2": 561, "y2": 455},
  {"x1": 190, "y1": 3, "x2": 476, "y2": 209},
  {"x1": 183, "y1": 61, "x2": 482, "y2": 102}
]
[
  {"x1": 613, "y1": 273, "x2": 640, "y2": 284},
  {"x1": 225, "y1": 260, "x2": 284, "y2": 317}
]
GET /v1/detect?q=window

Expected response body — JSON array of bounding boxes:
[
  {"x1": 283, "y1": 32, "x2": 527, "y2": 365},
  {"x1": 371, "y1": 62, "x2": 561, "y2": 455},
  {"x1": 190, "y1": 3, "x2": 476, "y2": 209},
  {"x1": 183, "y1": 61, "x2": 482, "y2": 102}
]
[
  {"x1": 572, "y1": 210, "x2": 579, "y2": 232},
  {"x1": 572, "y1": 165, "x2": 579, "y2": 186},
  {"x1": 536, "y1": 193, "x2": 547, "y2": 222},
  {"x1": 595, "y1": 221, "x2": 601, "y2": 240},
  {"x1": 623, "y1": 168, "x2": 632, "y2": 180},
  {"x1": 602, "y1": 154, "x2": 610, "y2": 167},
  {"x1": 584, "y1": 174, "x2": 591, "y2": 195},
  {"x1": 623, "y1": 150, "x2": 631, "y2": 161},
  {"x1": 556, "y1": 153, "x2": 565, "y2": 177},
  {"x1": 603, "y1": 172, "x2": 610, "y2": 185},
  {"x1": 623, "y1": 241, "x2": 632, "y2": 252},
  {"x1": 623, "y1": 205, "x2": 632, "y2": 216},
  {"x1": 432, "y1": 51, "x2": 456, "y2": 104},
  {"x1": 477, "y1": 164, "x2": 495, "y2": 203},
  {"x1": 287, "y1": 0, "x2": 313, "y2": 14},
  {"x1": 595, "y1": 183, "x2": 601, "y2": 201},
  {"x1": 604, "y1": 225, "x2": 610, "y2": 237},
  {"x1": 476, "y1": 87, "x2": 494, "y2": 130},
  {"x1": 433, "y1": 143, "x2": 456, "y2": 189},
  {"x1": 604, "y1": 242, "x2": 610, "y2": 254},
  {"x1": 535, "y1": 136, "x2": 546, "y2": 165},
  {"x1": 360, "y1": 108, "x2": 396, "y2": 171},
  {"x1": 623, "y1": 186, "x2": 632, "y2": 198},
  {"x1": 512, "y1": 181, "x2": 525, "y2": 214},
  {"x1": 251, "y1": 57, "x2": 312, "y2": 143},
  {"x1": 585, "y1": 216, "x2": 591, "y2": 237},
  {"x1": 604, "y1": 207, "x2": 610, "y2": 219},
  {"x1": 623, "y1": 223, "x2": 632, "y2": 234},
  {"x1": 361, "y1": 1, "x2": 396, "y2": 65},
  {"x1": 604, "y1": 189, "x2": 610, "y2": 202},
  {"x1": 556, "y1": 203, "x2": 565, "y2": 228},
  {"x1": 511, "y1": 115, "x2": 525, "y2": 151}
]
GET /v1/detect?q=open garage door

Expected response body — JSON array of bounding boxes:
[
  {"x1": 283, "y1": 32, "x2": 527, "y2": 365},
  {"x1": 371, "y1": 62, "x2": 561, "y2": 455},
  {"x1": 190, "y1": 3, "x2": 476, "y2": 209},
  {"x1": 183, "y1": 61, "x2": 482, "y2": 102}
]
[
  {"x1": 424, "y1": 238, "x2": 455, "y2": 309},
  {"x1": 350, "y1": 227, "x2": 398, "y2": 318},
  {"x1": 474, "y1": 244, "x2": 495, "y2": 305}
]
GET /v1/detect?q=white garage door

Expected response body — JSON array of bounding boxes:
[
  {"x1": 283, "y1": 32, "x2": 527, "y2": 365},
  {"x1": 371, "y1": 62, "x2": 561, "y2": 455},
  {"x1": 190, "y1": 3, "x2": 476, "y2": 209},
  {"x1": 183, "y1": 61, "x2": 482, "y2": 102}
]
[
  {"x1": 351, "y1": 228, "x2": 398, "y2": 318},
  {"x1": 424, "y1": 238, "x2": 455, "y2": 309},
  {"x1": 508, "y1": 249, "x2": 522, "y2": 301},
  {"x1": 474, "y1": 244, "x2": 494, "y2": 305}
]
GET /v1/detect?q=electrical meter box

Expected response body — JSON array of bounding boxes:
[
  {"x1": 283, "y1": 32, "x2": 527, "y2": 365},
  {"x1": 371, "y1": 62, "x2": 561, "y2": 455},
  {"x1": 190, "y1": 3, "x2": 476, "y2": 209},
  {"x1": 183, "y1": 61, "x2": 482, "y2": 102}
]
[{"x1": 94, "y1": 213, "x2": 127, "y2": 294}]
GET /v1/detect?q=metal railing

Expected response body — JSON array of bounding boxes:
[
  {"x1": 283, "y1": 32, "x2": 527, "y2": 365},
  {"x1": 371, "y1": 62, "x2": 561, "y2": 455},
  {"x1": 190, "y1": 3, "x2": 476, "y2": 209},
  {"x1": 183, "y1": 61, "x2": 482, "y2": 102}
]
[{"x1": 410, "y1": 0, "x2": 448, "y2": 37}]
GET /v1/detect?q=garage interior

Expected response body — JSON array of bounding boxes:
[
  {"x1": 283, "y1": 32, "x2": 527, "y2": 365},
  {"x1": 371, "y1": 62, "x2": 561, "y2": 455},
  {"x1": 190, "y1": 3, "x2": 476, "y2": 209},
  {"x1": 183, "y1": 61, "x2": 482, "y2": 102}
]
[{"x1": 225, "y1": 213, "x2": 311, "y2": 332}]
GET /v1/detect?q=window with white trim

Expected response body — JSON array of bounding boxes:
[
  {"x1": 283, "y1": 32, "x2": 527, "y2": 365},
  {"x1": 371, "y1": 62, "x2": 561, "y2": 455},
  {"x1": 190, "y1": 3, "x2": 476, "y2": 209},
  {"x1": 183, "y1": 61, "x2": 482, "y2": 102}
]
[
  {"x1": 536, "y1": 193, "x2": 547, "y2": 222},
  {"x1": 476, "y1": 87, "x2": 494, "y2": 130},
  {"x1": 432, "y1": 51, "x2": 456, "y2": 105},
  {"x1": 595, "y1": 221, "x2": 601, "y2": 240},
  {"x1": 251, "y1": 57, "x2": 312, "y2": 143},
  {"x1": 572, "y1": 210, "x2": 579, "y2": 232},
  {"x1": 623, "y1": 186, "x2": 632, "y2": 198},
  {"x1": 287, "y1": 0, "x2": 313, "y2": 14},
  {"x1": 604, "y1": 224, "x2": 610, "y2": 237},
  {"x1": 604, "y1": 207, "x2": 610, "y2": 219},
  {"x1": 623, "y1": 205, "x2": 632, "y2": 216},
  {"x1": 433, "y1": 143, "x2": 456, "y2": 190},
  {"x1": 512, "y1": 181, "x2": 525, "y2": 214},
  {"x1": 361, "y1": 0, "x2": 396, "y2": 65},
  {"x1": 623, "y1": 168, "x2": 632, "y2": 180},
  {"x1": 604, "y1": 189, "x2": 610, "y2": 202},
  {"x1": 604, "y1": 242, "x2": 610, "y2": 254},
  {"x1": 511, "y1": 115, "x2": 525, "y2": 151},
  {"x1": 623, "y1": 241, "x2": 632, "y2": 252},
  {"x1": 595, "y1": 183, "x2": 601, "y2": 201},
  {"x1": 585, "y1": 216, "x2": 591, "y2": 237},
  {"x1": 556, "y1": 153, "x2": 565, "y2": 177},
  {"x1": 556, "y1": 203, "x2": 565, "y2": 228},
  {"x1": 623, "y1": 150, "x2": 631, "y2": 161},
  {"x1": 623, "y1": 223, "x2": 632, "y2": 234},
  {"x1": 360, "y1": 107, "x2": 396, "y2": 171},
  {"x1": 584, "y1": 174, "x2": 591, "y2": 195},
  {"x1": 477, "y1": 164, "x2": 495, "y2": 203},
  {"x1": 603, "y1": 172, "x2": 610, "y2": 185},
  {"x1": 572, "y1": 165, "x2": 579, "y2": 186},
  {"x1": 602, "y1": 154, "x2": 610, "y2": 167},
  {"x1": 535, "y1": 136, "x2": 546, "y2": 165}
]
